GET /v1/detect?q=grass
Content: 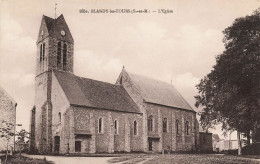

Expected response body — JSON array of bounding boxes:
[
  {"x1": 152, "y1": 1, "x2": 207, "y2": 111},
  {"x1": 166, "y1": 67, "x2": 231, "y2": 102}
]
[
  {"x1": 108, "y1": 154, "x2": 150, "y2": 163},
  {"x1": 0, "y1": 155, "x2": 53, "y2": 164},
  {"x1": 143, "y1": 154, "x2": 259, "y2": 164},
  {"x1": 242, "y1": 155, "x2": 260, "y2": 159},
  {"x1": 108, "y1": 154, "x2": 259, "y2": 164}
]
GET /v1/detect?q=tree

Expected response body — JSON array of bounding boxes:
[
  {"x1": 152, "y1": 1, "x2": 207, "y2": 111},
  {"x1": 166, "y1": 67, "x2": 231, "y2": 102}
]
[
  {"x1": 195, "y1": 8, "x2": 260, "y2": 155},
  {"x1": 0, "y1": 120, "x2": 15, "y2": 164},
  {"x1": 16, "y1": 129, "x2": 29, "y2": 155}
]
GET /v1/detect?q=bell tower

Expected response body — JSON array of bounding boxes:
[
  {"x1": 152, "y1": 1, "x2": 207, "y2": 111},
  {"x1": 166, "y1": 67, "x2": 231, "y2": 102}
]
[
  {"x1": 36, "y1": 14, "x2": 74, "y2": 75},
  {"x1": 32, "y1": 14, "x2": 74, "y2": 154}
]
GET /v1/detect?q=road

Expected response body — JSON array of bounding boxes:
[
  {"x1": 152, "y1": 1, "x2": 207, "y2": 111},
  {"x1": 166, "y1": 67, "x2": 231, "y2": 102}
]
[{"x1": 22, "y1": 154, "x2": 114, "y2": 164}]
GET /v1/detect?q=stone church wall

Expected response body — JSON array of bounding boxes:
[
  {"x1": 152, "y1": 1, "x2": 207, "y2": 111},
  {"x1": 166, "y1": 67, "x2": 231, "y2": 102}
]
[
  {"x1": 116, "y1": 70, "x2": 149, "y2": 152},
  {"x1": 145, "y1": 103, "x2": 196, "y2": 152},
  {"x1": 29, "y1": 107, "x2": 36, "y2": 152},
  {"x1": 47, "y1": 37, "x2": 74, "y2": 73},
  {"x1": 51, "y1": 72, "x2": 72, "y2": 154},
  {"x1": 0, "y1": 89, "x2": 16, "y2": 152},
  {"x1": 36, "y1": 28, "x2": 49, "y2": 75},
  {"x1": 36, "y1": 26, "x2": 74, "y2": 75},
  {"x1": 71, "y1": 107, "x2": 143, "y2": 153},
  {"x1": 116, "y1": 70, "x2": 199, "y2": 152},
  {"x1": 34, "y1": 72, "x2": 52, "y2": 153}
]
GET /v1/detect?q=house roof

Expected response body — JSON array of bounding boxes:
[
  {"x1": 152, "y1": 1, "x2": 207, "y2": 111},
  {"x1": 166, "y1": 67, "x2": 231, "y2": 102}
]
[
  {"x1": 126, "y1": 72, "x2": 194, "y2": 111},
  {"x1": 212, "y1": 134, "x2": 221, "y2": 141},
  {"x1": 53, "y1": 70, "x2": 141, "y2": 114}
]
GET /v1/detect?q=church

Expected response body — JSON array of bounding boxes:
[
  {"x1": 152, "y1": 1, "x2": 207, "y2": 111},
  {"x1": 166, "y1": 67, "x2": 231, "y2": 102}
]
[{"x1": 29, "y1": 14, "x2": 199, "y2": 154}]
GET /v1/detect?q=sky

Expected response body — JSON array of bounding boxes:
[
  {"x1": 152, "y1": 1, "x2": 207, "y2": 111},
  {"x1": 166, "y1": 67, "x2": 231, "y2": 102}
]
[{"x1": 0, "y1": 0, "x2": 259, "y2": 140}]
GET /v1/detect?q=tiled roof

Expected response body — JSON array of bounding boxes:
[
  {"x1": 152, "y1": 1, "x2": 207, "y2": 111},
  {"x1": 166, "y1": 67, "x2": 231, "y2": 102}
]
[
  {"x1": 53, "y1": 70, "x2": 141, "y2": 114},
  {"x1": 126, "y1": 72, "x2": 194, "y2": 111}
]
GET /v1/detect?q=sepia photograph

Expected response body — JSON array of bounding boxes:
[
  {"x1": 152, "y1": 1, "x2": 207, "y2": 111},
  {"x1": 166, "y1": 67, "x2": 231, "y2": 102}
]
[{"x1": 0, "y1": 0, "x2": 259, "y2": 163}]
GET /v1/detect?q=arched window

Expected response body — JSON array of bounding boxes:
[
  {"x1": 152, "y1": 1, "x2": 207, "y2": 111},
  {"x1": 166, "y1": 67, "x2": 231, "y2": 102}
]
[
  {"x1": 58, "y1": 112, "x2": 61, "y2": 123},
  {"x1": 114, "y1": 120, "x2": 118, "y2": 134},
  {"x1": 148, "y1": 115, "x2": 153, "y2": 132},
  {"x1": 98, "y1": 118, "x2": 103, "y2": 133},
  {"x1": 134, "y1": 120, "x2": 137, "y2": 135},
  {"x1": 176, "y1": 120, "x2": 179, "y2": 135},
  {"x1": 43, "y1": 43, "x2": 45, "y2": 60},
  {"x1": 57, "y1": 42, "x2": 61, "y2": 65},
  {"x1": 40, "y1": 44, "x2": 43, "y2": 61},
  {"x1": 186, "y1": 121, "x2": 189, "y2": 135},
  {"x1": 120, "y1": 76, "x2": 123, "y2": 84},
  {"x1": 163, "y1": 117, "x2": 167, "y2": 133},
  {"x1": 63, "y1": 43, "x2": 67, "y2": 68}
]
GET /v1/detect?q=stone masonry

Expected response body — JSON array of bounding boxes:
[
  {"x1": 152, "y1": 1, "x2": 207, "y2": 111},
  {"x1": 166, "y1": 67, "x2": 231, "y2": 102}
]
[{"x1": 0, "y1": 86, "x2": 17, "y2": 152}]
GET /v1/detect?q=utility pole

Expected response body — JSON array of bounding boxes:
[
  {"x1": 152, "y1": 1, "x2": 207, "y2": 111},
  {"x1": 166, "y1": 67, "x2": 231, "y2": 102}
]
[{"x1": 229, "y1": 131, "x2": 231, "y2": 150}]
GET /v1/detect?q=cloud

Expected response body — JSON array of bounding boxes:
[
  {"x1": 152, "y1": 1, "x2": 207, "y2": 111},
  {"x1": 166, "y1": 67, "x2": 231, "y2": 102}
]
[
  {"x1": 173, "y1": 72, "x2": 200, "y2": 89},
  {"x1": 74, "y1": 50, "x2": 122, "y2": 83},
  {"x1": 0, "y1": 12, "x2": 36, "y2": 74}
]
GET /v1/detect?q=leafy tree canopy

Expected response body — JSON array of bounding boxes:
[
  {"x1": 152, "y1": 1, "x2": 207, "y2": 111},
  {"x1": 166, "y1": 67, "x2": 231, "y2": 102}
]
[{"x1": 195, "y1": 8, "x2": 260, "y2": 135}]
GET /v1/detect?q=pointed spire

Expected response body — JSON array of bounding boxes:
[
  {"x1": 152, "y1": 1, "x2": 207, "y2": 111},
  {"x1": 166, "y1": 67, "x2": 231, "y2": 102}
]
[{"x1": 123, "y1": 65, "x2": 125, "y2": 69}]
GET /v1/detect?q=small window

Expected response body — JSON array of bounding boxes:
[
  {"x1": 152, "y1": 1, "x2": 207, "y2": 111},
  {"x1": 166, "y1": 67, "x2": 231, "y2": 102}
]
[
  {"x1": 163, "y1": 118, "x2": 167, "y2": 133},
  {"x1": 75, "y1": 141, "x2": 81, "y2": 152},
  {"x1": 134, "y1": 120, "x2": 137, "y2": 135},
  {"x1": 98, "y1": 118, "x2": 103, "y2": 133},
  {"x1": 42, "y1": 114, "x2": 44, "y2": 123},
  {"x1": 63, "y1": 43, "x2": 67, "y2": 68},
  {"x1": 186, "y1": 121, "x2": 189, "y2": 135},
  {"x1": 57, "y1": 42, "x2": 61, "y2": 65},
  {"x1": 148, "y1": 115, "x2": 153, "y2": 132},
  {"x1": 114, "y1": 120, "x2": 118, "y2": 134},
  {"x1": 43, "y1": 43, "x2": 45, "y2": 60},
  {"x1": 176, "y1": 120, "x2": 179, "y2": 135},
  {"x1": 40, "y1": 44, "x2": 43, "y2": 61},
  {"x1": 120, "y1": 76, "x2": 123, "y2": 84},
  {"x1": 58, "y1": 112, "x2": 61, "y2": 123}
]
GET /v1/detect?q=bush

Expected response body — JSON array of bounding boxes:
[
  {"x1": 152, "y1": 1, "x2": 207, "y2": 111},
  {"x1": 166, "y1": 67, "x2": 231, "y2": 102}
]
[
  {"x1": 242, "y1": 143, "x2": 260, "y2": 155},
  {"x1": 227, "y1": 149, "x2": 238, "y2": 155}
]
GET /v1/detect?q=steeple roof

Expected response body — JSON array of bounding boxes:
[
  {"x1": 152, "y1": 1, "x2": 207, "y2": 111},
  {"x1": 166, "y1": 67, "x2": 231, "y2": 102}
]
[
  {"x1": 43, "y1": 15, "x2": 55, "y2": 32},
  {"x1": 37, "y1": 14, "x2": 74, "y2": 43}
]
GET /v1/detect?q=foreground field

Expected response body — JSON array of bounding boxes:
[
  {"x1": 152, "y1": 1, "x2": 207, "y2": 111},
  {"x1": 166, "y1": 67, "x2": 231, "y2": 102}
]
[
  {"x1": 1, "y1": 153, "x2": 259, "y2": 164},
  {"x1": 145, "y1": 154, "x2": 259, "y2": 164},
  {"x1": 108, "y1": 154, "x2": 260, "y2": 164},
  {"x1": 0, "y1": 155, "x2": 52, "y2": 164}
]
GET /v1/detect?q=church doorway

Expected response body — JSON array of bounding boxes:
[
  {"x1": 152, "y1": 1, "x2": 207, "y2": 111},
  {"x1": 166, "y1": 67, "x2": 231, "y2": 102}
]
[
  {"x1": 54, "y1": 136, "x2": 60, "y2": 152},
  {"x1": 75, "y1": 141, "x2": 82, "y2": 152},
  {"x1": 148, "y1": 139, "x2": 153, "y2": 151}
]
